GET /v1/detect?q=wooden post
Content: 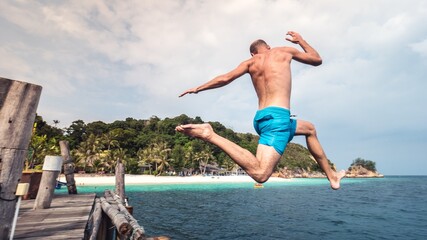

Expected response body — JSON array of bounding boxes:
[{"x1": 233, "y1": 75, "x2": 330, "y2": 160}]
[
  {"x1": 115, "y1": 160, "x2": 125, "y2": 203},
  {"x1": 59, "y1": 140, "x2": 78, "y2": 194},
  {"x1": 33, "y1": 156, "x2": 62, "y2": 209},
  {"x1": 0, "y1": 78, "x2": 42, "y2": 240}
]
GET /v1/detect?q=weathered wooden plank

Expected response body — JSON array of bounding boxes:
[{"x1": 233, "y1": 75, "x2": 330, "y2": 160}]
[
  {"x1": 14, "y1": 194, "x2": 96, "y2": 239},
  {"x1": 15, "y1": 223, "x2": 86, "y2": 237}
]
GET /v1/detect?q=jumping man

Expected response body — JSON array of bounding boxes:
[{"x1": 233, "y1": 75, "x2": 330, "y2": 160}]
[{"x1": 176, "y1": 31, "x2": 346, "y2": 189}]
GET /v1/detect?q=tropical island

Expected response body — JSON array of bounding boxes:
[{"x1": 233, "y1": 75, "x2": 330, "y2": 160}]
[{"x1": 28, "y1": 114, "x2": 383, "y2": 178}]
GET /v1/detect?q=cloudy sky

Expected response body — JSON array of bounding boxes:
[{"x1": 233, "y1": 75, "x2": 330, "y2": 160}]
[{"x1": 1, "y1": 0, "x2": 426, "y2": 175}]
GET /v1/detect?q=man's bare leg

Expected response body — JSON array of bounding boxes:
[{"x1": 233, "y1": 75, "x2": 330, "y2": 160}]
[
  {"x1": 295, "y1": 120, "x2": 346, "y2": 190},
  {"x1": 175, "y1": 123, "x2": 280, "y2": 183}
]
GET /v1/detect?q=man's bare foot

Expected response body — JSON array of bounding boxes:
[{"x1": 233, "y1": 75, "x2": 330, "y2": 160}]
[
  {"x1": 330, "y1": 170, "x2": 346, "y2": 190},
  {"x1": 175, "y1": 123, "x2": 214, "y2": 141}
]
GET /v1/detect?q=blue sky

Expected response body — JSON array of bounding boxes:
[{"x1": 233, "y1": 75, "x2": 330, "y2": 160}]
[{"x1": 1, "y1": 0, "x2": 426, "y2": 175}]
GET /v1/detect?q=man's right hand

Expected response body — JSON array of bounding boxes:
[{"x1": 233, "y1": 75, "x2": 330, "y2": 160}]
[{"x1": 286, "y1": 31, "x2": 303, "y2": 44}]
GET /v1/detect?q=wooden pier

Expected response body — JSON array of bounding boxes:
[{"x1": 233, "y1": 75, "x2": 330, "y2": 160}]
[
  {"x1": 14, "y1": 194, "x2": 96, "y2": 239},
  {"x1": 1, "y1": 78, "x2": 166, "y2": 239}
]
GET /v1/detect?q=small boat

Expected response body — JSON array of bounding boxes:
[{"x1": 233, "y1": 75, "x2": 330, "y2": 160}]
[
  {"x1": 55, "y1": 181, "x2": 67, "y2": 189},
  {"x1": 254, "y1": 183, "x2": 264, "y2": 189}
]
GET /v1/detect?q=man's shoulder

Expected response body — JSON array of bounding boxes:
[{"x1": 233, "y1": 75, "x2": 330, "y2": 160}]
[
  {"x1": 242, "y1": 57, "x2": 256, "y2": 66},
  {"x1": 269, "y1": 47, "x2": 298, "y2": 60},
  {"x1": 271, "y1": 46, "x2": 296, "y2": 53}
]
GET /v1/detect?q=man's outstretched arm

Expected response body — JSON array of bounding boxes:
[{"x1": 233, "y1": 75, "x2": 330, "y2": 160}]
[
  {"x1": 286, "y1": 31, "x2": 322, "y2": 66},
  {"x1": 179, "y1": 60, "x2": 251, "y2": 97}
]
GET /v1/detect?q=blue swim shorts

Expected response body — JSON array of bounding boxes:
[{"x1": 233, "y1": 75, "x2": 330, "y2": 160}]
[{"x1": 253, "y1": 106, "x2": 297, "y2": 155}]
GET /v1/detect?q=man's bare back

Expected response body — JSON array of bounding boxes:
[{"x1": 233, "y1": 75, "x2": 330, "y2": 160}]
[
  {"x1": 247, "y1": 47, "x2": 294, "y2": 110},
  {"x1": 177, "y1": 31, "x2": 345, "y2": 189}
]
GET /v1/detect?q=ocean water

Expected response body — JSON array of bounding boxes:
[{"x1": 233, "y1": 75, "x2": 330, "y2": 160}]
[{"x1": 65, "y1": 176, "x2": 427, "y2": 240}]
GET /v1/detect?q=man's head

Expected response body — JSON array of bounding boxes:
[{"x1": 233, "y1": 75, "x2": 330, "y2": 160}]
[{"x1": 249, "y1": 39, "x2": 270, "y2": 56}]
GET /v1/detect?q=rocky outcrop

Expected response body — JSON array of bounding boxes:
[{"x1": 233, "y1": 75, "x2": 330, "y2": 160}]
[
  {"x1": 275, "y1": 165, "x2": 384, "y2": 179},
  {"x1": 274, "y1": 167, "x2": 326, "y2": 179},
  {"x1": 346, "y1": 165, "x2": 384, "y2": 178}
]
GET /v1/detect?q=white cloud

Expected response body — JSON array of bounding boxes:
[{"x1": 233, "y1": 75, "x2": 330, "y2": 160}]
[
  {"x1": 1, "y1": 0, "x2": 426, "y2": 174},
  {"x1": 410, "y1": 39, "x2": 427, "y2": 57}
]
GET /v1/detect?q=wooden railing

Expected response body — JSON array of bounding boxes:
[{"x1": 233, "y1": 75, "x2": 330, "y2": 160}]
[
  {"x1": 85, "y1": 163, "x2": 169, "y2": 240},
  {"x1": 86, "y1": 190, "x2": 145, "y2": 239}
]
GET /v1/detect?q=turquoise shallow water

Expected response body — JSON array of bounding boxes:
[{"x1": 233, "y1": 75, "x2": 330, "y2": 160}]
[{"x1": 57, "y1": 176, "x2": 427, "y2": 239}]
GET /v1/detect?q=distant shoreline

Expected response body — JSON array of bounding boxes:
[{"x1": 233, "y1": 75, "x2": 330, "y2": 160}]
[
  {"x1": 61, "y1": 173, "x2": 387, "y2": 186},
  {"x1": 63, "y1": 174, "x2": 291, "y2": 186}
]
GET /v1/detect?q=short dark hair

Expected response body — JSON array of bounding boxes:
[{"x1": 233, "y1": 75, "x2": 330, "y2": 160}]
[{"x1": 249, "y1": 39, "x2": 268, "y2": 54}]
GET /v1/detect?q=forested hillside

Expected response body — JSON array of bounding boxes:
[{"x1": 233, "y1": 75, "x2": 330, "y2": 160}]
[{"x1": 28, "y1": 114, "x2": 342, "y2": 176}]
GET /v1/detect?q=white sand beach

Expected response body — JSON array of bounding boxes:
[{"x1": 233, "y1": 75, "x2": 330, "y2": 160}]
[{"x1": 61, "y1": 174, "x2": 291, "y2": 186}]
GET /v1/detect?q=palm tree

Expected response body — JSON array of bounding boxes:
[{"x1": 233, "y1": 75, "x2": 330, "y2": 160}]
[
  {"x1": 53, "y1": 120, "x2": 60, "y2": 127},
  {"x1": 183, "y1": 145, "x2": 194, "y2": 169},
  {"x1": 27, "y1": 134, "x2": 48, "y2": 169},
  {"x1": 221, "y1": 155, "x2": 237, "y2": 172},
  {"x1": 112, "y1": 147, "x2": 129, "y2": 171},
  {"x1": 26, "y1": 134, "x2": 60, "y2": 170},
  {"x1": 74, "y1": 134, "x2": 103, "y2": 172},
  {"x1": 153, "y1": 145, "x2": 173, "y2": 176},
  {"x1": 92, "y1": 159, "x2": 104, "y2": 173},
  {"x1": 101, "y1": 131, "x2": 120, "y2": 151},
  {"x1": 137, "y1": 141, "x2": 173, "y2": 176},
  {"x1": 100, "y1": 149, "x2": 115, "y2": 173},
  {"x1": 154, "y1": 142, "x2": 173, "y2": 175},
  {"x1": 137, "y1": 148, "x2": 153, "y2": 175},
  {"x1": 192, "y1": 146, "x2": 215, "y2": 175}
]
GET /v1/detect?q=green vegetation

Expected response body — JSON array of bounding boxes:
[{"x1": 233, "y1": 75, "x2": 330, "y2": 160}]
[
  {"x1": 26, "y1": 114, "x2": 351, "y2": 175},
  {"x1": 349, "y1": 157, "x2": 377, "y2": 172}
]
